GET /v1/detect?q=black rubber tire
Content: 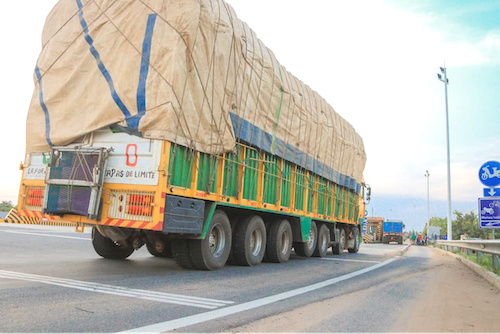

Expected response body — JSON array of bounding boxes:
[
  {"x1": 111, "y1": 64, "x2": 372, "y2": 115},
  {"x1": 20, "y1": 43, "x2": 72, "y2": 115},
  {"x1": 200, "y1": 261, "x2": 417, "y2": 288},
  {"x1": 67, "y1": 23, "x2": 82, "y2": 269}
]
[
  {"x1": 265, "y1": 219, "x2": 292, "y2": 263},
  {"x1": 232, "y1": 215, "x2": 266, "y2": 266},
  {"x1": 171, "y1": 239, "x2": 195, "y2": 269},
  {"x1": 146, "y1": 240, "x2": 173, "y2": 258},
  {"x1": 189, "y1": 210, "x2": 232, "y2": 270},
  {"x1": 91, "y1": 226, "x2": 134, "y2": 260},
  {"x1": 146, "y1": 242, "x2": 161, "y2": 256},
  {"x1": 332, "y1": 228, "x2": 346, "y2": 255},
  {"x1": 398, "y1": 236, "x2": 403, "y2": 245},
  {"x1": 313, "y1": 224, "x2": 330, "y2": 257},
  {"x1": 348, "y1": 227, "x2": 360, "y2": 253},
  {"x1": 294, "y1": 221, "x2": 317, "y2": 257}
]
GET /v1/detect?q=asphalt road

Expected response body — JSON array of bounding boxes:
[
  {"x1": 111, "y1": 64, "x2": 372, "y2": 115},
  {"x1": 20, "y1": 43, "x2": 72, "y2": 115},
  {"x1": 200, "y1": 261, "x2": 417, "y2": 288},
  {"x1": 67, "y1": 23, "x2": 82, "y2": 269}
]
[{"x1": 1, "y1": 223, "x2": 497, "y2": 333}]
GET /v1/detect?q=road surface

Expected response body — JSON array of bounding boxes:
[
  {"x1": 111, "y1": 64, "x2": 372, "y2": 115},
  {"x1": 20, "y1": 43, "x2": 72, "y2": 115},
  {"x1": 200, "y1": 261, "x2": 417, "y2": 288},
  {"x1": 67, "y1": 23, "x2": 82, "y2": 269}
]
[{"x1": 0, "y1": 223, "x2": 498, "y2": 332}]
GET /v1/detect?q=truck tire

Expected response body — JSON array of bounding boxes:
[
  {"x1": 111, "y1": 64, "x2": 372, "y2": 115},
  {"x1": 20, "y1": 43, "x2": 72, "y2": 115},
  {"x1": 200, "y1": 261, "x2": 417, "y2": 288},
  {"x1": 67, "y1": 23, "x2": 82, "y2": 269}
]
[
  {"x1": 232, "y1": 215, "x2": 266, "y2": 266},
  {"x1": 398, "y1": 236, "x2": 403, "y2": 245},
  {"x1": 266, "y1": 219, "x2": 292, "y2": 263},
  {"x1": 332, "y1": 228, "x2": 346, "y2": 255},
  {"x1": 189, "y1": 210, "x2": 232, "y2": 270},
  {"x1": 91, "y1": 226, "x2": 134, "y2": 260},
  {"x1": 348, "y1": 227, "x2": 360, "y2": 253},
  {"x1": 146, "y1": 240, "x2": 173, "y2": 258},
  {"x1": 313, "y1": 224, "x2": 329, "y2": 257},
  {"x1": 171, "y1": 239, "x2": 195, "y2": 269},
  {"x1": 294, "y1": 221, "x2": 317, "y2": 257}
]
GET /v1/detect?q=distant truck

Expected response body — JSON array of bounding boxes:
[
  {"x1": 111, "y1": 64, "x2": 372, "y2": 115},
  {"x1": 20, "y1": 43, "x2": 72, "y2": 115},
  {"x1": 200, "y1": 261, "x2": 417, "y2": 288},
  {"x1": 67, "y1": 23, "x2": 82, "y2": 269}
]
[{"x1": 382, "y1": 221, "x2": 403, "y2": 244}]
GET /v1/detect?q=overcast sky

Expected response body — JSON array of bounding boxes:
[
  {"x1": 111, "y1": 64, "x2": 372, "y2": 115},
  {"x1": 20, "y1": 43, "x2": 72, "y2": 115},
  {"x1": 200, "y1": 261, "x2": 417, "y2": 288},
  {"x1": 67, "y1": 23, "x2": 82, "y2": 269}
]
[{"x1": 1, "y1": 0, "x2": 499, "y2": 232}]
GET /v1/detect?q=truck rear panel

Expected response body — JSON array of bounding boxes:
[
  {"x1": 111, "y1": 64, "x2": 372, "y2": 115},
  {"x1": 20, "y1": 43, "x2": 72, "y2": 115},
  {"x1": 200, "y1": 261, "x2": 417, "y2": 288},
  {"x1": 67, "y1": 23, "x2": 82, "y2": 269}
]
[{"x1": 19, "y1": 129, "x2": 363, "y2": 235}]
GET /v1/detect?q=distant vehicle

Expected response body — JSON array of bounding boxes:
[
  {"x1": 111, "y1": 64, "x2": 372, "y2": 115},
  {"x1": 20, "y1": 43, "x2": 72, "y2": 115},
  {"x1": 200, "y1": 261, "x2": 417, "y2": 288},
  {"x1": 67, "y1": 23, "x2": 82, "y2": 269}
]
[{"x1": 382, "y1": 221, "x2": 403, "y2": 244}]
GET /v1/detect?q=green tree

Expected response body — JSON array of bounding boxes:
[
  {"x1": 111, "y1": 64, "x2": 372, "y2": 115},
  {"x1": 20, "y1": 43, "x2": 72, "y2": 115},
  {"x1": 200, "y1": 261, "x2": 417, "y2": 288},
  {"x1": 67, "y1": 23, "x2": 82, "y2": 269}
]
[
  {"x1": 453, "y1": 210, "x2": 490, "y2": 239},
  {"x1": 424, "y1": 216, "x2": 447, "y2": 237},
  {"x1": 0, "y1": 201, "x2": 15, "y2": 212},
  {"x1": 423, "y1": 211, "x2": 495, "y2": 240}
]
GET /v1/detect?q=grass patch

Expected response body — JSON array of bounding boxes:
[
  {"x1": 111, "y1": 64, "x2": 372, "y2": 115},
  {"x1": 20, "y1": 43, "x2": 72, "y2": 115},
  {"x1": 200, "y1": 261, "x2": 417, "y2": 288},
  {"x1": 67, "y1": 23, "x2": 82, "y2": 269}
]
[{"x1": 457, "y1": 252, "x2": 500, "y2": 276}]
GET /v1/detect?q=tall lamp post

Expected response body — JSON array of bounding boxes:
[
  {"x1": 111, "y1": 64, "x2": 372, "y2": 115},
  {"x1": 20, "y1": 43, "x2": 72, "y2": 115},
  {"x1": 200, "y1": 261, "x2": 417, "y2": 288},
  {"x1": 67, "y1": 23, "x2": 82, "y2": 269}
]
[
  {"x1": 437, "y1": 66, "x2": 452, "y2": 240},
  {"x1": 425, "y1": 170, "x2": 430, "y2": 233}
]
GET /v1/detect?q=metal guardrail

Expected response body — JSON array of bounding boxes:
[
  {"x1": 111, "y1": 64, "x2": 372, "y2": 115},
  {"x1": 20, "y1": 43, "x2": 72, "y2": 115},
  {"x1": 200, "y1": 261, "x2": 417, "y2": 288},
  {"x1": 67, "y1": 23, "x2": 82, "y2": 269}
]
[{"x1": 437, "y1": 240, "x2": 500, "y2": 268}]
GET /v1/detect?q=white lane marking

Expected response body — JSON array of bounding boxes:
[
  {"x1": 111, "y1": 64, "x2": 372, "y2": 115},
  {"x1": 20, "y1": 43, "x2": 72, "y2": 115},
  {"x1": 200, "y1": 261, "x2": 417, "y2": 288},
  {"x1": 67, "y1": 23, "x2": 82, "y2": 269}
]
[
  {"x1": 0, "y1": 270, "x2": 233, "y2": 309},
  {"x1": 0, "y1": 230, "x2": 89, "y2": 241},
  {"x1": 124, "y1": 258, "x2": 397, "y2": 332},
  {"x1": 320, "y1": 257, "x2": 381, "y2": 264}
]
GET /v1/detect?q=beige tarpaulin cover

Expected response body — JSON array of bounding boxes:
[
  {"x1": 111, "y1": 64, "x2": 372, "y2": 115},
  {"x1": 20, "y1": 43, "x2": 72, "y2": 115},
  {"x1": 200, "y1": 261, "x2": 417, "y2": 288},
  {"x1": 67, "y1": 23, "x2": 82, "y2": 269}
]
[{"x1": 27, "y1": 0, "x2": 366, "y2": 189}]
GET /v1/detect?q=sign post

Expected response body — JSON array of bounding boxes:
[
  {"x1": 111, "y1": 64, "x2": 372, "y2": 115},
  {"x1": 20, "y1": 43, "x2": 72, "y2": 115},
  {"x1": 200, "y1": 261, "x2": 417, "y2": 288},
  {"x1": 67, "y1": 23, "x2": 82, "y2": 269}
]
[{"x1": 478, "y1": 161, "x2": 500, "y2": 237}]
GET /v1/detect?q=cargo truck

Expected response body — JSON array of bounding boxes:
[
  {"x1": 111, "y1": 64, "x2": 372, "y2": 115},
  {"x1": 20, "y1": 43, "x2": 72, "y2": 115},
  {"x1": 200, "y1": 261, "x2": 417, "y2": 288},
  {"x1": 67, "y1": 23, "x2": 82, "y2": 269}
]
[
  {"x1": 382, "y1": 221, "x2": 403, "y2": 244},
  {"x1": 17, "y1": 0, "x2": 369, "y2": 270}
]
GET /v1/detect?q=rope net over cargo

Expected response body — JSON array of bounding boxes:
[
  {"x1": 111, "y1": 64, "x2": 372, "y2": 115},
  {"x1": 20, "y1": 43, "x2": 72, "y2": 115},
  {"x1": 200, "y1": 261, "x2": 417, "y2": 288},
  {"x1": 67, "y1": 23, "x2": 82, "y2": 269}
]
[{"x1": 27, "y1": 0, "x2": 366, "y2": 191}]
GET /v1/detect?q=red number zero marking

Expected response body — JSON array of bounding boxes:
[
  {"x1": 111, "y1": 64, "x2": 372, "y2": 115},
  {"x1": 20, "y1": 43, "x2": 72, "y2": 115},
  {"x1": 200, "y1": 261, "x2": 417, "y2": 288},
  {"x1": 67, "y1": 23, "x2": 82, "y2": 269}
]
[{"x1": 126, "y1": 144, "x2": 138, "y2": 167}]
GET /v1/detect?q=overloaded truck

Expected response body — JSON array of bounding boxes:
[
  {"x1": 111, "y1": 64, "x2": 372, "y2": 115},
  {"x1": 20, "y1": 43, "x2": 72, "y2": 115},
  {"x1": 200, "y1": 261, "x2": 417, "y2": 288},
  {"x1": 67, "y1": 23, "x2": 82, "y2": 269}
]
[
  {"x1": 17, "y1": 0, "x2": 369, "y2": 270},
  {"x1": 382, "y1": 221, "x2": 403, "y2": 244}
]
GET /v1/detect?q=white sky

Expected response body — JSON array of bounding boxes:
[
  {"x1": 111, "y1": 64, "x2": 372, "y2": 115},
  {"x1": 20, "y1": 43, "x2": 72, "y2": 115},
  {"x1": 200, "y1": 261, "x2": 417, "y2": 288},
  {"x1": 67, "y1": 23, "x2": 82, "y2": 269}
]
[{"x1": 1, "y1": 0, "x2": 499, "y2": 232}]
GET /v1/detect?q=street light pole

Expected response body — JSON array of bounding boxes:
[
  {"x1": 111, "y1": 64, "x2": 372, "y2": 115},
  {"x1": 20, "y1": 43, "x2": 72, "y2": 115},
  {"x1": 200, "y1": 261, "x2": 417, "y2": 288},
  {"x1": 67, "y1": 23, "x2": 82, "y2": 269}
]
[
  {"x1": 425, "y1": 170, "x2": 430, "y2": 233},
  {"x1": 437, "y1": 66, "x2": 452, "y2": 240}
]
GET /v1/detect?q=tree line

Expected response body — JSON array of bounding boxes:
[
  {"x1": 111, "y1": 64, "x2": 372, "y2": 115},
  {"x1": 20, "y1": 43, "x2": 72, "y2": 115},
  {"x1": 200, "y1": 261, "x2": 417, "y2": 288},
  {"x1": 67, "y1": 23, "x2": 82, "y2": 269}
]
[
  {"x1": 422, "y1": 210, "x2": 497, "y2": 240},
  {"x1": 0, "y1": 201, "x2": 15, "y2": 212}
]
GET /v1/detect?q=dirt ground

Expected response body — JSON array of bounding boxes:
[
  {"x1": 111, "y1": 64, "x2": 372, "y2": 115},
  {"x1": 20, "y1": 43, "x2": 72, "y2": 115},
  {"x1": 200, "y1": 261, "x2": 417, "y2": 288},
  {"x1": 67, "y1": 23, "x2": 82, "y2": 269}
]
[{"x1": 229, "y1": 247, "x2": 500, "y2": 332}]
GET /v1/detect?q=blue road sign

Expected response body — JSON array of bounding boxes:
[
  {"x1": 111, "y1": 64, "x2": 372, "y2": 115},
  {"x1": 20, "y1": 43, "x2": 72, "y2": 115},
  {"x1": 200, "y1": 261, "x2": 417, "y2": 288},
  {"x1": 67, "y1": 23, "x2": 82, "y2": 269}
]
[
  {"x1": 478, "y1": 198, "x2": 500, "y2": 229},
  {"x1": 484, "y1": 188, "x2": 500, "y2": 197},
  {"x1": 479, "y1": 161, "x2": 500, "y2": 187}
]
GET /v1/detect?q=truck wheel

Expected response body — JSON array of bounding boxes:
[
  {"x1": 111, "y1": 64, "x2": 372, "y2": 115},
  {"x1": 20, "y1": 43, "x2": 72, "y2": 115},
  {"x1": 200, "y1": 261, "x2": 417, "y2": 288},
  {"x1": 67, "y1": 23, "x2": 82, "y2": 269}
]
[
  {"x1": 313, "y1": 224, "x2": 330, "y2": 257},
  {"x1": 91, "y1": 226, "x2": 134, "y2": 260},
  {"x1": 332, "y1": 228, "x2": 346, "y2": 255},
  {"x1": 233, "y1": 215, "x2": 266, "y2": 266},
  {"x1": 146, "y1": 240, "x2": 173, "y2": 258},
  {"x1": 294, "y1": 221, "x2": 317, "y2": 257},
  {"x1": 398, "y1": 236, "x2": 403, "y2": 245},
  {"x1": 171, "y1": 239, "x2": 195, "y2": 269},
  {"x1": 189, "y1": 210, "x2": 232, "y2": 270},
  {"x1": 348, "y1": 227, "x2": 360, "y2": 253},
  {"x1": 266, "y1": 219, "x2": 292, "y2": 263}
]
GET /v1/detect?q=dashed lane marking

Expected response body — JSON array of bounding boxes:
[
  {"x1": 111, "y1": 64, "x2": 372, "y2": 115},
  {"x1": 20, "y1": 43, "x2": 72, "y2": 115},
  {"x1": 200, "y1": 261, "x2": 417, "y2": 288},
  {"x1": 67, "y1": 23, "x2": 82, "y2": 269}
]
[{"x1": 0, "y1": 270, "x2": 234, "y2": 309}]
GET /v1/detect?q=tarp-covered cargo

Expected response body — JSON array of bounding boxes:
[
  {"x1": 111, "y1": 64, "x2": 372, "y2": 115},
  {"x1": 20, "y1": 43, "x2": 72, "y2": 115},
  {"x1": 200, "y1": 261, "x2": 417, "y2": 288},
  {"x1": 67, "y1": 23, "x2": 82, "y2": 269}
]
[{"x1": 27, "y1": 0, "x2": 366, "y2": 190}]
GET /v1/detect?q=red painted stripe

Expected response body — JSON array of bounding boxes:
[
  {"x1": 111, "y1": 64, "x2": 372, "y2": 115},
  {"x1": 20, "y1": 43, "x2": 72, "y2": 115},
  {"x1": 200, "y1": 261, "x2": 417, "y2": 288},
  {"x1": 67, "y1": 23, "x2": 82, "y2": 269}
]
[
  {"x1": 103, "y1": 219, "x2": 114, "y2": 225},
  {"x1": 137, "y1": 222, "x2": 149, "y2": 229},
  {"x1": 125, "y1": 220, "x2": 137, "y2": 228},
  {"x1": 152, "y1": 221, "x2": 163, "y2": 231},
  {"x1": 161, "y1": 192, "x2": 166, "y2": 199}
]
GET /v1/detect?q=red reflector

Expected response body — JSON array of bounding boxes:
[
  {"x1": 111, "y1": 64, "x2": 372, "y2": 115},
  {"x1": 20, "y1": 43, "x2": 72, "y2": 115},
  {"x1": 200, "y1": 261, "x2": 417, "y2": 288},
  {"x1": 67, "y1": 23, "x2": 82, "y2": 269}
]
[
  {"x1": 127, "y1": 205, "x2": 152, "y2": 216},
  {"x1": 128, "y1": 194, "x2": 153, "y2": 205},
  {"x1": 27, "y1": 188, "x2": 43, "y2": 197},
  {"x1": 26, "y1": 197, "x2": 42, "y2": 206}
]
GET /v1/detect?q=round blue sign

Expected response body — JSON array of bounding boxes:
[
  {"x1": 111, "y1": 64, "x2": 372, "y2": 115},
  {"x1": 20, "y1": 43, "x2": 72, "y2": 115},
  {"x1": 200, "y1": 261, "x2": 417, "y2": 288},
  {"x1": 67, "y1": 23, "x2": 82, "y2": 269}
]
[{"x1": 479, "y1": 160, "x2": 500, "y2": 187}]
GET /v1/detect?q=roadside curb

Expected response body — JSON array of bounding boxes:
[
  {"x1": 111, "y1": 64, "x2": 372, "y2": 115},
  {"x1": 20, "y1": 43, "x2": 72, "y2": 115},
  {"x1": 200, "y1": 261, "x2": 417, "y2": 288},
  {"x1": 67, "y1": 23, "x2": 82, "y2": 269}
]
[
  {"x1": 433, "y1": 246, "x2": 500, "y2": 291},
  {"x1": 398, "y1": 243, "x2": 411, "y2": 256}
]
